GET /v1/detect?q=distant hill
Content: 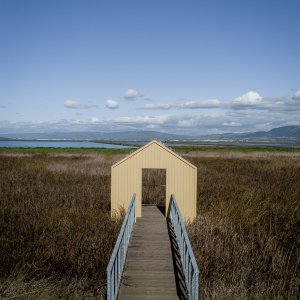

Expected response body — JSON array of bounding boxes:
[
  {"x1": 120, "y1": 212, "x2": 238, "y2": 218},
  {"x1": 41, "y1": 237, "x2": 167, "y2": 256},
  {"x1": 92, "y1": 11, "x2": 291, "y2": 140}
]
[
  {"x1": 0, "y1": 136, "x2": 14, "y2": 141},
  {"x1": 265, "y1": 126, "x2": 300, "y2": 138},
  {"x1": 229, "y1": 125, "x2": 300, "y2": 140},
  {"x1": 1, "y1": 126, "x2": 299, "y2": 142},
  {"x1": 197, "y1": 126, "x2": 300, "y2": 141}
]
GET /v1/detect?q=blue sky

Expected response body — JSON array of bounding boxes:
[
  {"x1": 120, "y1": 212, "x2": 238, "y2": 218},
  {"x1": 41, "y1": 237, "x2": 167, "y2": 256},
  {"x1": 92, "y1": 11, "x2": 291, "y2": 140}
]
[{"x1": 0, "y1": 0, "x2": 299, "y2": 135}]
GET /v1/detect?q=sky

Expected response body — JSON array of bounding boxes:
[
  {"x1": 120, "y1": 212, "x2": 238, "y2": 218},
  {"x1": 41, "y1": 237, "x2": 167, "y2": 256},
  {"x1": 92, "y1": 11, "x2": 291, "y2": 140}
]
[{"x1": 0, "y1": 0, "x2": 300, "y2": 135}]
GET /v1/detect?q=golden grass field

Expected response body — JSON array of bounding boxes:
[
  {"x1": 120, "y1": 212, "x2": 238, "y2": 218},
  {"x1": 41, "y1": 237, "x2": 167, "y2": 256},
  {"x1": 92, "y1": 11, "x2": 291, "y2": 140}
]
[{"x1": 0, "y1": 150, "x2": 299, "y2": 299}]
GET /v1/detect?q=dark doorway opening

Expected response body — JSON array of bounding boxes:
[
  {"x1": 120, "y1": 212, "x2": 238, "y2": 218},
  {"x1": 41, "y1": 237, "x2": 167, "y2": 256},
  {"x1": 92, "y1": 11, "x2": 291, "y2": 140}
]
[{"x1": 142, "y1": 168, "x2": 166, "y2": 214}]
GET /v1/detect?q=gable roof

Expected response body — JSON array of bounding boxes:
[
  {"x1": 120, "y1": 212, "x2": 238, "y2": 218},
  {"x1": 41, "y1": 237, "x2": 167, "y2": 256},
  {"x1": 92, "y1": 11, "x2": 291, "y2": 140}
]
[{"x1": 112, "y1": 140, "x2": 196, "y2": 169}]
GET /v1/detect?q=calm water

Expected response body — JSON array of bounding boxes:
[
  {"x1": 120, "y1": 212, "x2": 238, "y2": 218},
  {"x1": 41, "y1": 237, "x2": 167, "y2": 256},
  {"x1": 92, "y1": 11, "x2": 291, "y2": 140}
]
[
  {"x1": 1, "y1": 140, "x2": 299, "y2": 149},
  {"x1": 0, "y1": 140, "x2": 131, "y2": 149},
  {"x1": 116, "y1": 141, "x2": 300, "y2": 148}
]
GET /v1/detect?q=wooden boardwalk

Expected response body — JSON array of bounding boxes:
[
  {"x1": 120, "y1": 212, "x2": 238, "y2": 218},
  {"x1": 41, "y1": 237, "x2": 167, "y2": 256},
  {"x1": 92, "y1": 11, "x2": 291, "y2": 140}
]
[{"x1": 118, "y1": 206, "x2": 178, "y2": 300}]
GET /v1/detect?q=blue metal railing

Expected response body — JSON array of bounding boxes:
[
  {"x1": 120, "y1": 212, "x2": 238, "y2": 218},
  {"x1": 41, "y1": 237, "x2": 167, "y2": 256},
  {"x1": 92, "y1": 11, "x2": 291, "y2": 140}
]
[
  {"x1": 107, "y1": 195, "x2": 136, "y2": 300},
  {"x1": 169, "y1": 194, "x2": 200, "y2": 300}
]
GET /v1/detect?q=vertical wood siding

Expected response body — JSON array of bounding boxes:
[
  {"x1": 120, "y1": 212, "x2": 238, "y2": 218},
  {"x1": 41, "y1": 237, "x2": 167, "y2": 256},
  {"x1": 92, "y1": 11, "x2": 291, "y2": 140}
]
[{"x1": 111, "y1": 140, "x2": 197, "y2": 221}]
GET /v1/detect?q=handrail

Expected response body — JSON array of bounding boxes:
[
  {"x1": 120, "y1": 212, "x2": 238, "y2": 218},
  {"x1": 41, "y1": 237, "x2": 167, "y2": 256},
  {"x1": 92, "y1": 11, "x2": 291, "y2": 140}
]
[
  {"x1": 106, "y1": 194, "x2": 136, "y2": 300},
  {"x1": 169, "y1": 194, "x2": 200, "y2": 300}
]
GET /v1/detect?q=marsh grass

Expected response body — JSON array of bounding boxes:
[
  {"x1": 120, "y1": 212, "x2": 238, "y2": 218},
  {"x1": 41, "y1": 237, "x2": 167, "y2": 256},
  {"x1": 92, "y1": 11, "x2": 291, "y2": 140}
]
[
  {"x1": 0, "y1": 150, "x2": 299, "y2": 299},
  {"x1": 186, "y1": 153, "x2": 300, "y2": 299},
  {"x1": 0, "y1": 153, "x2": 124, "y2": 299},
  {"x1": 142, "y1": 168, "x2": 166, "y2": 206},
  {"x1": 172, "y1": 145, "x2": 300, "y2": 153}
]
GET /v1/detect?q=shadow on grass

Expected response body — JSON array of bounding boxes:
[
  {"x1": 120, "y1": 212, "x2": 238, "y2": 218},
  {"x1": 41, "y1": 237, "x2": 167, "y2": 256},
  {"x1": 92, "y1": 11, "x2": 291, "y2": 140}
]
[{"x1": 167, "y1": 219, "x2": 189, "y2": 300}]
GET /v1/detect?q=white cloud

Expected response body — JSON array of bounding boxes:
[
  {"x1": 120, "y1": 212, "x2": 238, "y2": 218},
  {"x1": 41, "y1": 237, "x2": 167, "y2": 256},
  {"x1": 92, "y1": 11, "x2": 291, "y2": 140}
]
[
  {"x1": 230, "y1": 91, "x2": 300, "y2": 111},
  {"x1": 233, "y1": 91, "x2": 263, "y2": 105},
  {"x1": 180, "y1": 99, "x2": 221, "y2": 109},
  {"x1": 229, "y1": 91, "x2": 282, "y2": 111},
  {"x1": 64, "y1": 99, "x2": 98, "y2": 109},
  {"x1": 1, "y1": 108, "x2": 300, "y2": 135},
  {"x1": 146, "y1": 124, "x2": 159, "y2": 129},
  {"x1": 142, "y1": 99, "x2": 220, "y2": 110},
  {"x1": 89, "y1": 117, "x2": 100, "y2": 123},
  {"x1": 177, "y1": 118, "x2": 197, "y2": 127},
  {"x1": 143, "y1": 103, "x2": 173, "y2": 110},
  {"x1": 64, "y1": 100, "x2": 78, "y2": 108},
  {"x1": 106, "y1": 99, "x2": 119, "y2": 109},
  {"x1": 2, "y1": 90, "x2": 300, "y2": 135},
  {"x1": 292, "y1": 90, "x2": 300, "y2": 100},
  {"x1": 113, "y1": 115, "x2": 172, "y2": 125},
  {"x1": 123, "y1": 89, "x2": 140, "y2": 100},
  {"x1": 123, "y1": 88, "x2": 150, "y2": 100},
  {"x1": 222, "y1": 121, "x2": 242, "y2": 127}
]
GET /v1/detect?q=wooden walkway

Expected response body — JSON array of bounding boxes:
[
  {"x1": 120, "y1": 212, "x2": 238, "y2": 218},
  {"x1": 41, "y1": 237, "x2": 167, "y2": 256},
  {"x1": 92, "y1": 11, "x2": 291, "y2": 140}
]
[{"x1": 118, "y1": 206, "x2": 178, "y2": 300}]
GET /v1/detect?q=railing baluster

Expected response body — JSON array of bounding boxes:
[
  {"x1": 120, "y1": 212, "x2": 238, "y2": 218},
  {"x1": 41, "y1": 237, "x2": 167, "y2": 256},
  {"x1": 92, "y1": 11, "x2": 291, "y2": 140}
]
[
  {"x1": 169, "y1": 195, "x2": 200, "y2": 300},
  {"x1": 111, "y1": 264, "x2": 115, "y2": 298},
  {"x1": 106, "y1": 195, "x2": 136, "y2": 300}
]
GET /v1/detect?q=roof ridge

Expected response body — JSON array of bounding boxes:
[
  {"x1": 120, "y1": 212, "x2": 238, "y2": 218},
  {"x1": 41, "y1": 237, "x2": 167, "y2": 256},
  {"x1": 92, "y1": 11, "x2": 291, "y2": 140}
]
[{"x1": 111, "y1": 140, "x2": 196, "y2": 169}]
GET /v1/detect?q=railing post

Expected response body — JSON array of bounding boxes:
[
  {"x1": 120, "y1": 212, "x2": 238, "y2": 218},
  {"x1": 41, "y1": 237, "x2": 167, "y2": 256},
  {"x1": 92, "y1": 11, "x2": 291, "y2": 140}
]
[
  {"x1": 106, "y1": 194, "x2": 136, "y2": 300},
  {"x1": 169, "y1": 195, "x2": 200, "y2": 300}
]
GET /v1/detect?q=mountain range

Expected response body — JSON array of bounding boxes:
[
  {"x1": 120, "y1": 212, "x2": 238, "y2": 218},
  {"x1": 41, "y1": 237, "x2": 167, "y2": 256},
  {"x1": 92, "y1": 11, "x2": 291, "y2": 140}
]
[
  {"x1": 199, "y1": 125, "x2": 300, "y2": 141},
  {"x1": 0, "y1": 125, "x2": 300, "y2": 141}
]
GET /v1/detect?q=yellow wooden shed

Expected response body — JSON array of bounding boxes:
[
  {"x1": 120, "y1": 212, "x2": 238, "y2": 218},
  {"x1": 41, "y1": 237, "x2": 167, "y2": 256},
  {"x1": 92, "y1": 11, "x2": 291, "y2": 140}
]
[{"x1": 111, "y1": 140, "x2": 197, "y2": 221}]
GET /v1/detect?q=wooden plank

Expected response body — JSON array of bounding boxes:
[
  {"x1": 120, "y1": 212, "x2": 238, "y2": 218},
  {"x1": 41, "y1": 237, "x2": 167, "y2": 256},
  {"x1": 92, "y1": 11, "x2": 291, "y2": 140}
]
[{"x1": 118, "y1": 206, "x2": 179, "y2": 300}]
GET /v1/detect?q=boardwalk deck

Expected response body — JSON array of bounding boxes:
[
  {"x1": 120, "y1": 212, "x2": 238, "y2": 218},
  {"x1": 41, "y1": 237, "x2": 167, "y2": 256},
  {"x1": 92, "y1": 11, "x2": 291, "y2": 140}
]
[{"x1": 118, "y1": 206, "x2": 178, "y2": 300}]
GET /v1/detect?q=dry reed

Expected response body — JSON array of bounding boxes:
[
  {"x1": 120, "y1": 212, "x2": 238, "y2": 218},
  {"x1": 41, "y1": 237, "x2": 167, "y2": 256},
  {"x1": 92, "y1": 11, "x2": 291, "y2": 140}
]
[{"x1": 0, "y1": 151, "x2": 299, "y2": 299}]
